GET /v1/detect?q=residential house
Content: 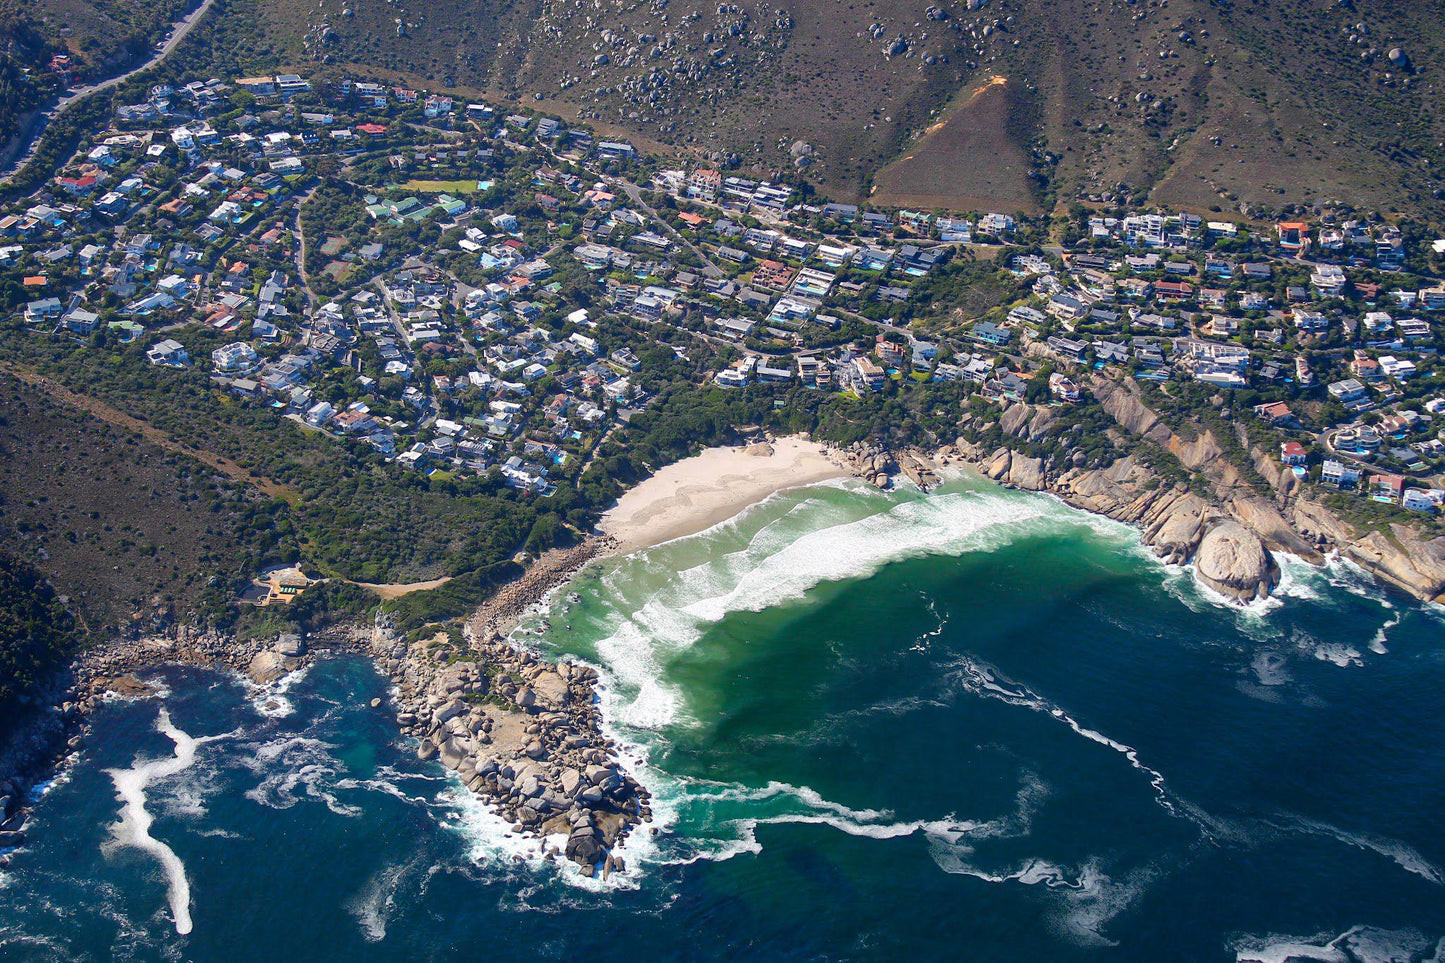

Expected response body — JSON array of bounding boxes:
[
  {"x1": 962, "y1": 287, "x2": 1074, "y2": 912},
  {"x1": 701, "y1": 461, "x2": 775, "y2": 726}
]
[{"x1": 146, "y1": 339, "x2": 190, "y2": 367}]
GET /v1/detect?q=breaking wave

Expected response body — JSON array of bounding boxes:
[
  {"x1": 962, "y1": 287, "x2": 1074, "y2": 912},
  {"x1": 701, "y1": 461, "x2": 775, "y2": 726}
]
[
  {"x1": 577, "y1": 483, "x2": 1103, "y2": 731},
  {"x1": 239, "y1": 735, "x2": 360, "y2": 817}
]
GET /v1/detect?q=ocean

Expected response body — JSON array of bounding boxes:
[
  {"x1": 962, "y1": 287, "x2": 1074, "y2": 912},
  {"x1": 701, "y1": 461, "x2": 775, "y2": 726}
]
[{"x1": 3, "y1": 475, "x2": 1444, "y2": 961}]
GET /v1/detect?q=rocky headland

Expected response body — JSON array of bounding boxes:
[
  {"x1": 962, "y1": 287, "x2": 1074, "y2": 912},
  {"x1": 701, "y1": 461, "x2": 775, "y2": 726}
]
[
  {"x1": 921, "y1": 376, "x2": 1445, "y2": 605},
  {"x1": 2, "y1": 535, "x2": 649, "y2": 879},
  {"x1": 369, "y1": 536, "x2": 650, "y2": 878},
  {"x1": 373, "y1": 622, "x2": 648, "y2": 878}
]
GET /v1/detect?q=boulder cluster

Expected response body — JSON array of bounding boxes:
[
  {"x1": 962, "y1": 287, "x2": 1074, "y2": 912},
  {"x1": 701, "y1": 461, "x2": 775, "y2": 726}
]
[{"x1": 374, "y1": 625, "x2": 649, "y2": 878}]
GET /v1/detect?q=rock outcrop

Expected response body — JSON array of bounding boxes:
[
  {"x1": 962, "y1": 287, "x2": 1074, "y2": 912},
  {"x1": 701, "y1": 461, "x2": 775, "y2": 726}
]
[
  {"x1": 1193, "y1": 521, "x2": 1278, "y2": 601},
  {"x1": 1346, "y1": 528, "x2": 1445, "y2": 603},
  {"x1": 980, "y1": 447, "x2": 1046, "y2": 491},
  {"x1": 931, "y1": 374, "x2": 1445, "y2": 605},
  {"x1": 373, "y1": 623, "x2": 648, "y2": 877},
  {"x1": 246, "y1": 647, "x2": 301, "y2": 684}
]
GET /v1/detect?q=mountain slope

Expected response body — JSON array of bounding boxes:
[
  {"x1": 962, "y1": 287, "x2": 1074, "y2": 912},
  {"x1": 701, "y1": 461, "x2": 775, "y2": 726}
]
[{"x1": 13, "y1": 0, "x2": 1444, "y2": 218}]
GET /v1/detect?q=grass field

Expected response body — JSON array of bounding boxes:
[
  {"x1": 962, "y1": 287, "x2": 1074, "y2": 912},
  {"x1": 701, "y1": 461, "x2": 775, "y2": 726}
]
[{"x1": 400, "y1": 179, "x2": 484, "y2": 194}]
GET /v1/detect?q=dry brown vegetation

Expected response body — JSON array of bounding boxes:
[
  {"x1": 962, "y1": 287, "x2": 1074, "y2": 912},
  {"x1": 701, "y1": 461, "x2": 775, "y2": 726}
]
[
  {"x1": 0, "y1": 372, "x2": 279, "y2": 636},
  {"x1": 870, "y1": 76, "x2": 1039, "y2": 214},
  {"x1": 51, "y1": 0, "x2": 1433, "y2": 220}
]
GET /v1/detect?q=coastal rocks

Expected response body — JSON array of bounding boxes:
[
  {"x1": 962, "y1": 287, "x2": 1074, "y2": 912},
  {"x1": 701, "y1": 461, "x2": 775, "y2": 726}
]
[
  {"x1": 246, "y1": 648, "x2": 300, "y2": 685},
  {"x1": 997, "y1": 445, "x2": 1285, "y2": 603},
  {"x1": 1193, "y1": 521, "x2": 1277, "y2": 602},
  {"x1": 377, "y1": 544, "x2": 648, "y2": 874},
  {"x1": 980, "y1": 447, "x2": 1045, "y2": 491},
  {"x1": 1346, "y1": 528, "x2": 1445, "y2": 604},
  {"x1": 466, "y1": 540, "x2": 607, "y2": 640},
  {"x1": 1141, "y1": 491, "x2": 1211, "y2": 564},
  {"x1": 999, "y1": 402, "x2": 1031, "y2": 437},
  {"x1": 1226, "y1": 495, "x2": 1319, "y2": 560},
  {"x1": 1292, "y1": 498, "x2": 1357, "y2": 548},
  {"x1": 274, "y1": 633, "x2": 306, "y2": 658},
  {"x1": 831, "y1": 443, "x2": 904, "y2": 489},
  {"x1": 1168, "y1": 430, "x2": 1223, "y2": 472},
  {"x1": 1090, "y1": 376, "x2": 1172, "y2": 443},
  {"x1": 104, "y1": 673, "x2": 154, "y2": 699}
]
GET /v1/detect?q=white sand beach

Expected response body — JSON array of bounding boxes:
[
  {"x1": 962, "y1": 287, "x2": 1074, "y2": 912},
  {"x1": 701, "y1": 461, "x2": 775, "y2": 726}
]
[{"x1": 601, "y1": 437, "x2": 849, "y2": 553}]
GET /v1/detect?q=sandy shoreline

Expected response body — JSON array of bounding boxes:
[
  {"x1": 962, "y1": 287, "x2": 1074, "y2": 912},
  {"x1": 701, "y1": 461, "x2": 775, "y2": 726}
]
[{"x1": 600, "y1": 437, "x2": 849, "y2": 553}]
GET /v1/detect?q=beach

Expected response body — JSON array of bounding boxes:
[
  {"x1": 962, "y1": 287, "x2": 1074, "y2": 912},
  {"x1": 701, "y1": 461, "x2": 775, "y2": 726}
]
[{"x1": 600, "y1": 437, "x2": 848, "y2": 553}]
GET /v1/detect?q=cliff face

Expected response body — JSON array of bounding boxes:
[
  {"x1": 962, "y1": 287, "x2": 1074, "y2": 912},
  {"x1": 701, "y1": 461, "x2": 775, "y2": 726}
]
[{"x1": 956, "y1": 382, "x2": 1444, "y2": 606}]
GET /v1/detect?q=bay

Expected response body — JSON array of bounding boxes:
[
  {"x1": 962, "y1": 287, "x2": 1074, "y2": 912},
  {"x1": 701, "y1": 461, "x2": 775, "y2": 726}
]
[{"x1": 3, "y1": 476, "x2": 1442, "y2": 961}]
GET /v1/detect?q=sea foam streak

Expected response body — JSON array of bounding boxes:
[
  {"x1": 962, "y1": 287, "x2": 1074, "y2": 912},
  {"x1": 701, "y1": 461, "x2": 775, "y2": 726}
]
[
  {"x1": 105, "y1": 707, "x2": 227, "y2": 935},
  {"x1": 1233, "y1": 925, "x2": 1445, "y2": 963},
  {"x1": 944, "y1": 655, "x2": 1180, "y2": 819}
]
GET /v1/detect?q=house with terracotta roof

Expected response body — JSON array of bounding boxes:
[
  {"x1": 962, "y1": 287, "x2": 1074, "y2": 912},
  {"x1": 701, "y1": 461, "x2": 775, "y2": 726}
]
[
  {"x1": 1277, "y1": 222, "x2": 1310, "y2": 254},
  {"x1": 1280, "y1": 441, "x2": 1307, "y2": 466}
]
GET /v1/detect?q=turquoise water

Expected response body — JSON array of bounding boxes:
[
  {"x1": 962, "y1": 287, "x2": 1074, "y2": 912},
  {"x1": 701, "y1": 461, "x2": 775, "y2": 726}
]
[{"x1": 3, "y1": 476, "x2": 1444, "y2": 961}]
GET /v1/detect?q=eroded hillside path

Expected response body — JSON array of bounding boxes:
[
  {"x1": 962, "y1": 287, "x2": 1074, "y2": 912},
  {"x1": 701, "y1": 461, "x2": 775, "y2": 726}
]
[{"x1": 1, "y1": 363, "x2": 298, "y2": 504}]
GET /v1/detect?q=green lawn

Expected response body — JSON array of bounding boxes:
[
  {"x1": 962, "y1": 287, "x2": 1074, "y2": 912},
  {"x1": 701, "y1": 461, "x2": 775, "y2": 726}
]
[{"x1": 399, "y1": 179, "x2": 484, "y2": 194}]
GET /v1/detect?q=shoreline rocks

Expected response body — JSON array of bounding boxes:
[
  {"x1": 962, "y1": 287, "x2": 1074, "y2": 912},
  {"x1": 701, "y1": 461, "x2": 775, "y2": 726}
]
[
  {"x1": 0, "y1": 623, "x2": 366, "y2": 866},
  {"x1": 372, "y1": 602, "x2": 649, "y2": 875},
  {"x1": 931, "y1": 403, "x2": 1443, "y2": 605},
  {"x1": 1194, "y1": 521, "x2": 1278, "y2": 602}
]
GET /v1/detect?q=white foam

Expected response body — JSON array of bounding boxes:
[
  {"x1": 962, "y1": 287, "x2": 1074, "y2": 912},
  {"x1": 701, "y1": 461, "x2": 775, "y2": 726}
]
[
  {"x1": 1292, "y1": 817, "x2": 1443, "y2": 885},
  {"x1": 436, "y1": 780, "x2": 604, "y2": 889},
  {"x1": 944, "y1": 655, "x2": 1180, "y2": 819},
  {"x1": 582, "y1": 486, "x2": 1092, "y2": 732},
  {"x1": 104, "y1": 707, "x2": 227, "y2": 936},
  {"x1": 1251, "y1": 651, "x2": 1292, "y2": 687},
  {"x1": 248, "y1": 666, "x2": 310, "y2": 719},
  {"x1": 1370, "y1": 612, "x2": 1401, "y2": 654},
  {"x1": 1233, "y1": 926, "x2": 1443, "y2": 963},
  {"x1": 239, "y1": 735, "x2": 359, "y2": 816},
  {"x1": 681, "y1": 490, "x2": 1057, "y2": 625},
  {"x1": 911, "y1": 593, "x2": 950, "y2": 652},
  {"x1": 1311, "y1": 643, "x2": 1363, "y2": 668},
  {"x1": 346, "y1": 857, "x2": 420, "y2": 943},
  {"x1": 929, "y1": 842, "x2": 1155, "y2": 946}
]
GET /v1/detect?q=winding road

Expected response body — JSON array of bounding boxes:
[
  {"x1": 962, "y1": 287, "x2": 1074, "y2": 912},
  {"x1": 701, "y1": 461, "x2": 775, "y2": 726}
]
[{"x1": 0, "y1": 0, "x2": 217, "y2": 186}]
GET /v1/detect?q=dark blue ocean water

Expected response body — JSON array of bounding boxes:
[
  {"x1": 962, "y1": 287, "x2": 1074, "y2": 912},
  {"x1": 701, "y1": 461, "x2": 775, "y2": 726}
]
[{"x1": 2, "y1": 478, "x2": 1443, "y2": 961}]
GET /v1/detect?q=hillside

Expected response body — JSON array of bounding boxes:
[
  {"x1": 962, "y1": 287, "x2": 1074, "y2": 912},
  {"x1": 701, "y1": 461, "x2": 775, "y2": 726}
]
[
  {"x1": 0, "y1": 0, "x2": 197, "y2": 159},
  {"x1": 0, "y1": 371, "x2": 279, "y2": 639},
  {"x1": 5, "y1": 0, "x2": 1440, "y2": 217},
  {"x1": 171, "y1": 0, "x2": 1445, "y2": 220},
  {"x1": 0, "y1": 549, "x2": 76, "y2": 712}
]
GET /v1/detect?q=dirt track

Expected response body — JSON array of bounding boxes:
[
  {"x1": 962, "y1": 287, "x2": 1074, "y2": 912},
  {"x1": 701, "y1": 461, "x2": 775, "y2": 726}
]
[{"x1": 1, "y1": 363, "x2": 298, "y2": 504}]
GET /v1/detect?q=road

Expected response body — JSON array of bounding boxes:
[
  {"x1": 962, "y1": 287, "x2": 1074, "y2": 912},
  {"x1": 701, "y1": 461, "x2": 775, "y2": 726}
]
[
  {"x1": 294, "y1": 185, "x2": 321, "y2": 311},
  {"x1": 607, "y1": 177, "x2": 725, "y2": 279},
  {"x1": 0, "y1": 0, "x2": 217, "y2": 186}
]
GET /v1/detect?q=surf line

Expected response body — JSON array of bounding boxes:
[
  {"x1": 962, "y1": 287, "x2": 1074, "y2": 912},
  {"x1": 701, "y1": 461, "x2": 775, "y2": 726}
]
[
  {"x1": 948, "y1": 656, "x2": 1179, "y2": 818},
  {"x1": 106, "y1": 707, "x2": 231, "y2": 936}
]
